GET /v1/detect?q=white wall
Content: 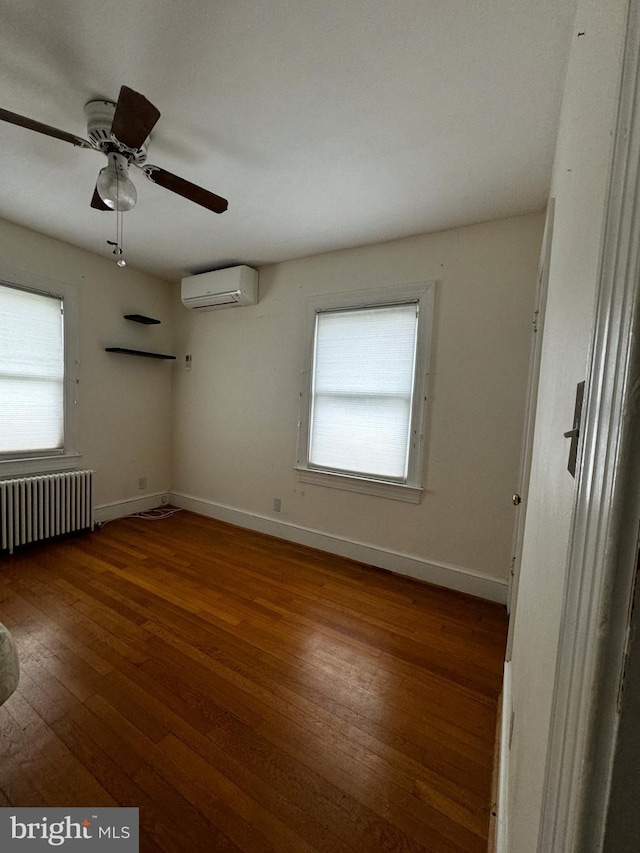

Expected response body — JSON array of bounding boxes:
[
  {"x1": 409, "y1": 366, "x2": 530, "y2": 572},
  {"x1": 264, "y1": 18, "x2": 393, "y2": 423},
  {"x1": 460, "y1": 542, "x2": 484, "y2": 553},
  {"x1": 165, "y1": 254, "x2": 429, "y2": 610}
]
[
  {"x1": 505, "y1": 1, "x2": 628, "y2": 850},
  {"x1": 0, "y1": 218, "x2": 174, "y2": 512},
  {"x1": 171, "y1": 213, "x2": 543, "y2": 600}
]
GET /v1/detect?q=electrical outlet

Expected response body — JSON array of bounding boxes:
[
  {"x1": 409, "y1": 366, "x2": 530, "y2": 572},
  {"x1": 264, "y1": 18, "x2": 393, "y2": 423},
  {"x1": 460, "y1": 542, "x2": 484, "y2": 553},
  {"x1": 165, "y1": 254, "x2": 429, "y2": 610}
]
[
  {"x1": 273, "y1": 498, "x2": 281, "y2": 512},
  {"x1": 138, "y1": 477, "x2": 147, "y2": 490},
  {"x1": 161, "y1": 495, "x2": 169, "y2": 505},
  {"x1": 185, "y1": 354, "x2": 192, "y2": 371}
]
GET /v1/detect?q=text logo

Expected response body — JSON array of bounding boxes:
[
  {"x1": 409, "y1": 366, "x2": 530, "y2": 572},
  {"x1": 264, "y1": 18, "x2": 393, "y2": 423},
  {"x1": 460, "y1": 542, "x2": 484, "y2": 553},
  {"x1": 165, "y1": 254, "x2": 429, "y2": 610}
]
[{"x1": 0, "y1": 808, "x2": 138, "y2": 851}]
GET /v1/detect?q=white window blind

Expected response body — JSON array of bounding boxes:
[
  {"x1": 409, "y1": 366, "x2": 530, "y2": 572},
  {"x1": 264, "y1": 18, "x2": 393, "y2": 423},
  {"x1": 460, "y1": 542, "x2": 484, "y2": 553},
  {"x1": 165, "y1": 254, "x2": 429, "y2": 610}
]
[
  {"x1": 0, "y1": 284, "x2": 65, "y2": 456},
  {"x1": 309, "y1": 303, "x2": 419, "y2": 481}
]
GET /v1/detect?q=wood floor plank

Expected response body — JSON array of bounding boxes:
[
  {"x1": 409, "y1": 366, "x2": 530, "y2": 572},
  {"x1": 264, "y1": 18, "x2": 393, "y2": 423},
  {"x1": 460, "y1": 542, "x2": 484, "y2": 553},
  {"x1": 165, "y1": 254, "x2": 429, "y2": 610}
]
[
  {"x1": 87, "y1": 692, "x2": 304, "y2": 853},
  {"x1": 162, "y1": 731, "x2": 365, "y2": 853},
  {"x1": 141, "y1": 615, "x2": 492, "y2": 807},
  {"x1": 51, "y1": 711, "x2": 230, "y2": 853},
  {"x1": 3, "y1": 692, "x2": 115, "y2": 806},
  {"x1": 0, "y1": 511, "x2": 507, "y2": 852}
]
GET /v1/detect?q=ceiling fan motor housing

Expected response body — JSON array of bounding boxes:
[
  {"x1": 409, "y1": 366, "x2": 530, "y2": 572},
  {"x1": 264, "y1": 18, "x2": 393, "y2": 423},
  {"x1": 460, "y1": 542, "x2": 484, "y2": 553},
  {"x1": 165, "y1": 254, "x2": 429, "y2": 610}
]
[{"x1": 84, "y1": 99, "x2": 149, "y2": 163}]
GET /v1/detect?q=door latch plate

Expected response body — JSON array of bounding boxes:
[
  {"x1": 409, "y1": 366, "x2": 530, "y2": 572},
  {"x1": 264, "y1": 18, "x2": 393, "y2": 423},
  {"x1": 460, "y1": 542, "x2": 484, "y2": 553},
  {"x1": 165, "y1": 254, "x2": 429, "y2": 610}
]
[{"x1": 564, "y1": 381, "x2": 585, "y2": 477}]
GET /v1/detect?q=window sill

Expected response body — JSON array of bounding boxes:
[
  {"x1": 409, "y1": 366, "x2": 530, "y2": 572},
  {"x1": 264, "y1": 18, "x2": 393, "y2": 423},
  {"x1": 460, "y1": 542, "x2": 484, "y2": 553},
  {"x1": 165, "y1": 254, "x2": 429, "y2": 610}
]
[
  {"x1": 0, "y1": 453, "x2": 82, "y2": 479},
  {"x1": 295, "y1": 466, "x2": 423, "y2": 503}
]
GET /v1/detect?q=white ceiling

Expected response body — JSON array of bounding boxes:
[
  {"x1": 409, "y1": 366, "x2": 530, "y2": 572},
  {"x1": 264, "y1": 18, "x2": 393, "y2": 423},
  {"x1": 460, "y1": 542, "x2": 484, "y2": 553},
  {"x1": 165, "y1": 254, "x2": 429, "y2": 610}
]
[{"x1": 0, "y1": 0, "x2": 576, "y2": 282}]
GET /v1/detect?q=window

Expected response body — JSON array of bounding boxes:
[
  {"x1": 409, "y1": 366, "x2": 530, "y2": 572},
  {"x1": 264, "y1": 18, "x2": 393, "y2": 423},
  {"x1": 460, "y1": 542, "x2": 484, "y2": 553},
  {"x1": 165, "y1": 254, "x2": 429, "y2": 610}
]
[
  {"x1": 0, "y1": 283, "x2": 64, "y2": 456},
  {"x1": 297, "y1": 282, "x2": 434, "y2": 502},
  {"x1": 0, "y1": 276, "x2": 79, "y2": 474}
]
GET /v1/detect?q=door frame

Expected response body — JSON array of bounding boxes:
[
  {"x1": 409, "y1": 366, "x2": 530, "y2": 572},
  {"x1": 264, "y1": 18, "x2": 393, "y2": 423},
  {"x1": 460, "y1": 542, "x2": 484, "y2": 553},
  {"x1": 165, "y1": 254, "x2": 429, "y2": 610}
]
[{"x1": 538, "y1": 2, "x2": 640, "y2": 849}]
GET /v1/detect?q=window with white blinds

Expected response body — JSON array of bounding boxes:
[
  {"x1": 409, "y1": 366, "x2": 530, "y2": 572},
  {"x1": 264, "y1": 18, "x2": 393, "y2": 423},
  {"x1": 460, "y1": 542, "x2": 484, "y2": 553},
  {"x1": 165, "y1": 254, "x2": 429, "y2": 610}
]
[
  {"x1": 297, "y1": 283, "x2": 434, "y2": 502},
  {"x1": 0, "y1": 283, "x2": 65, "y2": 456},
  {"x1": 309, "y1": 304, "x2": 418, "y2": 480}
]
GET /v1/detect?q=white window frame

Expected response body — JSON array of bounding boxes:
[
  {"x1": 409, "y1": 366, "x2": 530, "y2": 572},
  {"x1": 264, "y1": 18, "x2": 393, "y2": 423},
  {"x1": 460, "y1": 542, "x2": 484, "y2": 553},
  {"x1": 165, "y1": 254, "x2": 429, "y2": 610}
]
[
  {"x1": 296, "y1": 281, "x2": 435, "y2": 503},
  {"x1": 0, "y1": 266, "x2": 81, "y2": 478}
]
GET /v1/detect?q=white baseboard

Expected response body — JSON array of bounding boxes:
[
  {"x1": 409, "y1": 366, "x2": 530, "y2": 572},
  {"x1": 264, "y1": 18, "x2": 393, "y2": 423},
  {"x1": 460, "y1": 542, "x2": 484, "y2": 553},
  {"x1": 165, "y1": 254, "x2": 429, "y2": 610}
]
[
  {"x1": 496, "y1": 660, "x2": 511, "y2": 853},
  {"x1": 170, "y1": 491, "x2": 508, "y2": 604},
  {"x1": 94, "y1": 492, "x2": 169, "y2": 523}
]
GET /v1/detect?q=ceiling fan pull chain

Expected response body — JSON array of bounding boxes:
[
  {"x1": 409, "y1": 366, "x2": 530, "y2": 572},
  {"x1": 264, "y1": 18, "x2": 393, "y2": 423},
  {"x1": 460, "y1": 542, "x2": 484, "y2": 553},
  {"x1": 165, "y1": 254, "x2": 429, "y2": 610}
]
[
  {"x1": 114, "y1": 167, "x2": 126, "y2": 268},
  {"x1": 117, "y1": 207, "x2": 126, "y2": 268}
]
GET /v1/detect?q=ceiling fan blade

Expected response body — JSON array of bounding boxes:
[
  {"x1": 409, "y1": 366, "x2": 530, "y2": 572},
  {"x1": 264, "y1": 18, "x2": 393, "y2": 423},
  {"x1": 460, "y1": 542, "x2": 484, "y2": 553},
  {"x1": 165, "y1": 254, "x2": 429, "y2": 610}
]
[
  {"x1": 110, "y1": 86, "x2": 160, "y2": 150},
  {"x1": 142, "y1": 165, "x2": 228, "y2": 213},
  {"x1": 0, "y1": 107, "x2": 91, "y2": 148},
  {"x1": 91, "y1": 185, "x2": 112, "y2": 211}
]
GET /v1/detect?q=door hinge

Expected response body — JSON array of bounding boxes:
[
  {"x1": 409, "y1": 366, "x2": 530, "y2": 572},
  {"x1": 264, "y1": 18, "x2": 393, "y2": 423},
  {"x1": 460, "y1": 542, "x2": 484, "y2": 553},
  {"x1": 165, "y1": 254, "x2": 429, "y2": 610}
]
[{"x1": 532, "y1": 309, "x2": 539, "y2": 333}]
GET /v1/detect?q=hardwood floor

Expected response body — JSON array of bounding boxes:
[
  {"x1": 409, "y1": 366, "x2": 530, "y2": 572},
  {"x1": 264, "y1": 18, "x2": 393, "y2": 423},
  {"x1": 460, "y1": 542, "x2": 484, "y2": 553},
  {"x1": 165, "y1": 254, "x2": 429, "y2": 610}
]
[{"x1": 0, "y1": 511, "x2": 507, "y2": 852}]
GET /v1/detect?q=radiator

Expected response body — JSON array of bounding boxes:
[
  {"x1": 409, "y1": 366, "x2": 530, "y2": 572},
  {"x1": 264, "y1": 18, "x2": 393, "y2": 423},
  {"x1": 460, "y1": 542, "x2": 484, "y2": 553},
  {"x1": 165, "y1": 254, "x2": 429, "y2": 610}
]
[{"x1": 0, "y1": 470, "x2": 93, "y2": 555}]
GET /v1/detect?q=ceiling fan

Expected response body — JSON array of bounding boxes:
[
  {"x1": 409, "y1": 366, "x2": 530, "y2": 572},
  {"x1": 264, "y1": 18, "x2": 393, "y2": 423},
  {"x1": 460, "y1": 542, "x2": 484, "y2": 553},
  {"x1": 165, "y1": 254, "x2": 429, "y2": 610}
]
[{"x1": 0, "y1": 85, "x2": 228, "y2": 215}]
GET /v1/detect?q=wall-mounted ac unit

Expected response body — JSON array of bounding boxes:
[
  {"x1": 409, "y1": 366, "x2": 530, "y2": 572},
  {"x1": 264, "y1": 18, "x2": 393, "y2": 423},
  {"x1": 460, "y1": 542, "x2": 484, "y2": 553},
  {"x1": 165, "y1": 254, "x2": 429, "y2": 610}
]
[{"x1": 181, "y1": 265, "x2": 258, "y2": 311}]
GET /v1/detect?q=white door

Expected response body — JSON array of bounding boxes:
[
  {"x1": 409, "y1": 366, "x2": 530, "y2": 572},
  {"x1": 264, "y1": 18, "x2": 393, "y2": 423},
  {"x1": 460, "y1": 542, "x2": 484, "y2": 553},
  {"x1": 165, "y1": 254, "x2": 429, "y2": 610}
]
[{"x1": 505, "y1": 199, "x2": 555, "y2": 660}]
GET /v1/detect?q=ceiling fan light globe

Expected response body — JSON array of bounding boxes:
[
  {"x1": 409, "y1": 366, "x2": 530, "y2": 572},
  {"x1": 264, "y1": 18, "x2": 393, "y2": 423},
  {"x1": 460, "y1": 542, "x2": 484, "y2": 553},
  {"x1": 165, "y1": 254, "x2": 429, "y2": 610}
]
[
  {"x1": 95, "y1": 175, "x2": 116, "y2": 210},
  {"x1": 96, "y1": 154, "x2": 137, "y2": 212}
]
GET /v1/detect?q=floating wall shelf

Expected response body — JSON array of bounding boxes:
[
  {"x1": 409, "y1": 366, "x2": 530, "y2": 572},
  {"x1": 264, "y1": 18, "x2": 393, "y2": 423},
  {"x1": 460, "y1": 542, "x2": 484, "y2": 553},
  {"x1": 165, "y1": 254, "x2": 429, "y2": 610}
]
[
  {"x1": 124, "y1": 314, "x2": 161, "y2": 324},
  {"x1": 107, "y1": 314, "x2": 172, "y2": 359},
  {"x1": 105, "y1": 347, "x2": 176, "y2": 360}
]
